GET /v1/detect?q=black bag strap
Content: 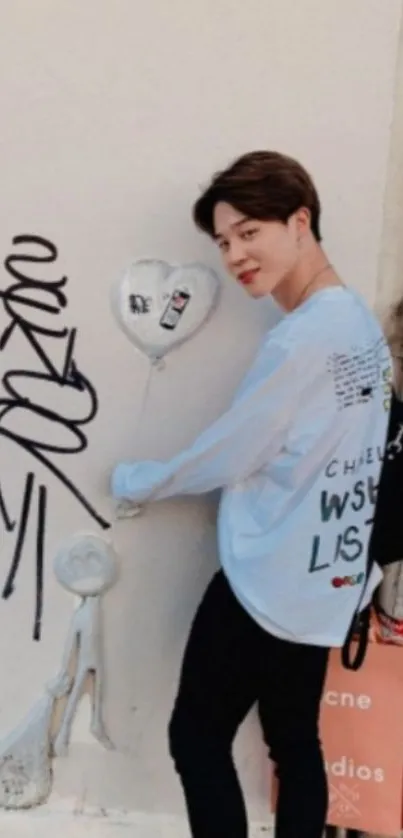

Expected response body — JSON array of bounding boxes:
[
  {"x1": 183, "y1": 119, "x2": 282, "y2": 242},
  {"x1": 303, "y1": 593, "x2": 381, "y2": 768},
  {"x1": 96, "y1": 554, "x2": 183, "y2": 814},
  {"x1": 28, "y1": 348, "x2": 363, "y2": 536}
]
[
  {"x1": 341, "y1": 546, "x2": 374, "y2": 671},
  {"x1": 341, "y1": 604, "x2": 371, "y2": 671}
]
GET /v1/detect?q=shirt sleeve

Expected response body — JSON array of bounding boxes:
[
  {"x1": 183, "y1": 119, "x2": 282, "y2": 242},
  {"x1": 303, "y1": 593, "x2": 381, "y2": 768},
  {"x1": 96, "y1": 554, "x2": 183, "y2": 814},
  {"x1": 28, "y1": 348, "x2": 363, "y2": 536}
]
[{"x1": 111, "y1": 337, "x2": 303, "y2": 502}]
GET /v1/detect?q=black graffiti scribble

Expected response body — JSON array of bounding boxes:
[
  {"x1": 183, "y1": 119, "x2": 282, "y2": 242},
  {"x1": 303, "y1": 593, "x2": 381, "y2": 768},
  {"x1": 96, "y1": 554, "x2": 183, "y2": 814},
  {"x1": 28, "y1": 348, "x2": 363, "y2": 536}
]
[
  {"x1": 33, "y1": 483, "x2": 47, "y2": 642},
  {"x1": 0, "y1": 483, "x2": 15, "y2": 532},
  {"x1": 0, "y1": 235, "x2": 110, "y2": 640},
  {"x1": 2, "y1": 473, "x2": 35, "y2": 600},
  {"x1": 0, "y1": 475, "x2": 48, "y2": 642}
]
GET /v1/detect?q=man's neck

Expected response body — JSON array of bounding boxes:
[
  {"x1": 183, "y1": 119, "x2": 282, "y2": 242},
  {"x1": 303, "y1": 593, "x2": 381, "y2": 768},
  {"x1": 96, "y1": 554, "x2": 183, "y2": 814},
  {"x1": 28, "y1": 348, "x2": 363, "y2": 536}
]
[{"x1": 272, "y1": 247, "x2": 343, "y2": 312}]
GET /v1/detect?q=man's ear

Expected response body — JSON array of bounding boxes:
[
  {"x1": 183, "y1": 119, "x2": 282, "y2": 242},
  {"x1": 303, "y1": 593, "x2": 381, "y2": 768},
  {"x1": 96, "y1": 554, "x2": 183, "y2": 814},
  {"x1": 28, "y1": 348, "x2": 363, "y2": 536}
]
[{"x1": 295, "y1": 207, "x2": 312, "y2": 235}]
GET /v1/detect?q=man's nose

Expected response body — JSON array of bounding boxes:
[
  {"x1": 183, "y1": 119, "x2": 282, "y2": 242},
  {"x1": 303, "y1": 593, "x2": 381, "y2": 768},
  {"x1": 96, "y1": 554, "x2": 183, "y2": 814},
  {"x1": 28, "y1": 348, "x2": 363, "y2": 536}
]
[{"x1": 227, "y1": 239, "x2": 247, "y2": 267}]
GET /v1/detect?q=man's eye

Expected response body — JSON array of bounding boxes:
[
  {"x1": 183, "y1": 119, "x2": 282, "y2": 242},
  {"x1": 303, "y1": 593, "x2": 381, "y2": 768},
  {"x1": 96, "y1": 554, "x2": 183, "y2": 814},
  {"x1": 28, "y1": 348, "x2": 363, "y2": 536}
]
[{"x1": 241, "y1": 228, "x2": 258, "y2": 240}]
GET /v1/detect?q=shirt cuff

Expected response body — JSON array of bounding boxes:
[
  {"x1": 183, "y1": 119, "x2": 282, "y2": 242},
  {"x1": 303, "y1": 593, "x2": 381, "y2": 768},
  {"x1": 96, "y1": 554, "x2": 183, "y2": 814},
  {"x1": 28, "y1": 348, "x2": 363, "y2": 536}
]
[
  {"x1": 110, "y1": 460, "x2": 167, "y2": 502},
  {"x1": 111, "y1": 463, "x2": 135, "y2": 500}
]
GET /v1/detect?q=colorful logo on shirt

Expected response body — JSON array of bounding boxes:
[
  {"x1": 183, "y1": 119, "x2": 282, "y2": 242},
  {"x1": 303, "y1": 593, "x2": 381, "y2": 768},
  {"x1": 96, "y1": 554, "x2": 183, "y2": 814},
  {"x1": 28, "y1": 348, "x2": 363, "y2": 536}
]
[{"x1": 331, "y1": 572, "x2": 364, "y2": 589}]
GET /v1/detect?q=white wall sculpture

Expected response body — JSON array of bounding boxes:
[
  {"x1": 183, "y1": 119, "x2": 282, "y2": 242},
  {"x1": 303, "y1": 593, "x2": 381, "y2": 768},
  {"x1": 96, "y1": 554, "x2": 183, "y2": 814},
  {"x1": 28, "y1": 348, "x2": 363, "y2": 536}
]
[
  {"x1": 111, "y1": 260, "x2": 221, "y2": 363},
  {"x1": 111, "y1": 258, "x2": 221, "y2": 521},
  {"x1": 0, "y1": 533, "x2": 118, "y2": 808},
  {"x1": 0, "y1": 693, "x2": 55, "y2": 809}
]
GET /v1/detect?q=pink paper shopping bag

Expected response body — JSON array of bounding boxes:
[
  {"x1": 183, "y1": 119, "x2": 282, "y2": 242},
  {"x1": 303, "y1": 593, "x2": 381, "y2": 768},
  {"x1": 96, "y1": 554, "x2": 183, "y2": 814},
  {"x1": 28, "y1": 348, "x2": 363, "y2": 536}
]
[{"x1": 271, "y1": 642, "x2": 403, "y2": 836}]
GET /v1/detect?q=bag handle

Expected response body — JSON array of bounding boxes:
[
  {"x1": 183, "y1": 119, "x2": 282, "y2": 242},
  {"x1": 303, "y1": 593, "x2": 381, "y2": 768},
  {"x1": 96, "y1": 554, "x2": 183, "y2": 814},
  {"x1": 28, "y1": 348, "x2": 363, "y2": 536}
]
[
  {"x1": 341, "y1": 546, "x2": 375, "y2": 670},
  {"x1": 341, "y1": 605, "x2": 371, "y2": 670}
]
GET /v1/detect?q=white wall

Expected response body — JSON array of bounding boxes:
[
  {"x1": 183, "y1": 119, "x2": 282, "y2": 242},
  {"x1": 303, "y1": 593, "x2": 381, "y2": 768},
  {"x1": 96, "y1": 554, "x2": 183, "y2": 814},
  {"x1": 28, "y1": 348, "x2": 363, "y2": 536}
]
[
  {"x1": 377, "y1": 8, "x2": 403, "y2": 312},
  {"x1": 0, "y1": 0, "x2": 401, "y2": 834}
]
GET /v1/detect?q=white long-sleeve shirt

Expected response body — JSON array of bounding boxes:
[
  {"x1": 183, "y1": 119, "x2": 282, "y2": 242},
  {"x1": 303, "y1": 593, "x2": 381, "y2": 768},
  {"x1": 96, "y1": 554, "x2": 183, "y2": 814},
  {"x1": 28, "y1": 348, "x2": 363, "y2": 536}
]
[{"x1": 112, "y1": 287, "x2": 391, "y2": 646}]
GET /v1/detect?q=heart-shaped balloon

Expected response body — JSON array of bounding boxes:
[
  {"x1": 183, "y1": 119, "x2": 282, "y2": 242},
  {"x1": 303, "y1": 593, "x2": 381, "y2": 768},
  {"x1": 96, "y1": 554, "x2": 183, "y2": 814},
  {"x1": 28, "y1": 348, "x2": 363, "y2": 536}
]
[{"x1": 111, "y1": 259, "x2": 220, "y2": 361}]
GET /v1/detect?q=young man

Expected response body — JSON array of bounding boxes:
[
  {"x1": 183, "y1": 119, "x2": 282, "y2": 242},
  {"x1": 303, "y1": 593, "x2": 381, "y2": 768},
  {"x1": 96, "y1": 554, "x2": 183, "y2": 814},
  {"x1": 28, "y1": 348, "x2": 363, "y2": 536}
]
[{"x1": 111, "y1": 151, "x2": 391, "y2": 838}]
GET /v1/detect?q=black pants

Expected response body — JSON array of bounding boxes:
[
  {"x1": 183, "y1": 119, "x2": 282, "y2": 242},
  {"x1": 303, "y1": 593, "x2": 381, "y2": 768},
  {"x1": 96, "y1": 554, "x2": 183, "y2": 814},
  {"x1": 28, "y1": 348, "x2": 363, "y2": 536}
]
[{"x1": 168, "y1": 571, "x2": 329, "y2": 838}]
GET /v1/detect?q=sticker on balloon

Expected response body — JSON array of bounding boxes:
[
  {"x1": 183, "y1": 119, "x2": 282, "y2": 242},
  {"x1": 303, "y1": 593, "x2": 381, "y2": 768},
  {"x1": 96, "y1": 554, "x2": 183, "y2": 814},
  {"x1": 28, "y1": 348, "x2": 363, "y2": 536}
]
[
  {"x1": 129, "y1": 294, "x2": 151, "y2": 315},
  {"x1": 110, "y1": 259, "x2": 220, "y2": 518},
  {"x1": 159, "y1": 289, "x2": 191, "y2": 330}
]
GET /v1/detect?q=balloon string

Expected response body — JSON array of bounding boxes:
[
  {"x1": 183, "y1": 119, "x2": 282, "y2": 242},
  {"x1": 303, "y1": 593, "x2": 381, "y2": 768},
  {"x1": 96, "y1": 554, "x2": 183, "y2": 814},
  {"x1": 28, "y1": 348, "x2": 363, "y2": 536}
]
[
  {"x1": 113, "y1": 360, "x2": 157, "y2": 523},
  {"x1": 132, "y1": 362, "x2": 155, "y2": 453}
]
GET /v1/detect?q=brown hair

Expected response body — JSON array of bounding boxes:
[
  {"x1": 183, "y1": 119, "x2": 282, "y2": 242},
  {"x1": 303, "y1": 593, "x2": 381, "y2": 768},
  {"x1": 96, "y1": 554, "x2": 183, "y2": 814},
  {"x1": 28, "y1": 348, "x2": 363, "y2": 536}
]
[{"x1": 193, "y1": 150, "x2": 322, "y2": 242}]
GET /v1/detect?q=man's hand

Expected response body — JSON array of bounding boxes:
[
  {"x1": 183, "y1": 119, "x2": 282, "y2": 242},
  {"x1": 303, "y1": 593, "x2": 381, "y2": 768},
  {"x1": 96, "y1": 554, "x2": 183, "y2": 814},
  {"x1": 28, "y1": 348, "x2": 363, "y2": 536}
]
[{"x1": 115, "y1": 499, "x2": 143, "y2": 519}]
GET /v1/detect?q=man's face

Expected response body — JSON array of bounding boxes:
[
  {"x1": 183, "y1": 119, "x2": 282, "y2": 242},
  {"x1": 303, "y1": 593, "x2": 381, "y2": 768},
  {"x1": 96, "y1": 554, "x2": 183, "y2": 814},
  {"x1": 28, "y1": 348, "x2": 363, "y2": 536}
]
[{"x1": 213, "y1": 202, "x2": 300, "y2": 298}]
